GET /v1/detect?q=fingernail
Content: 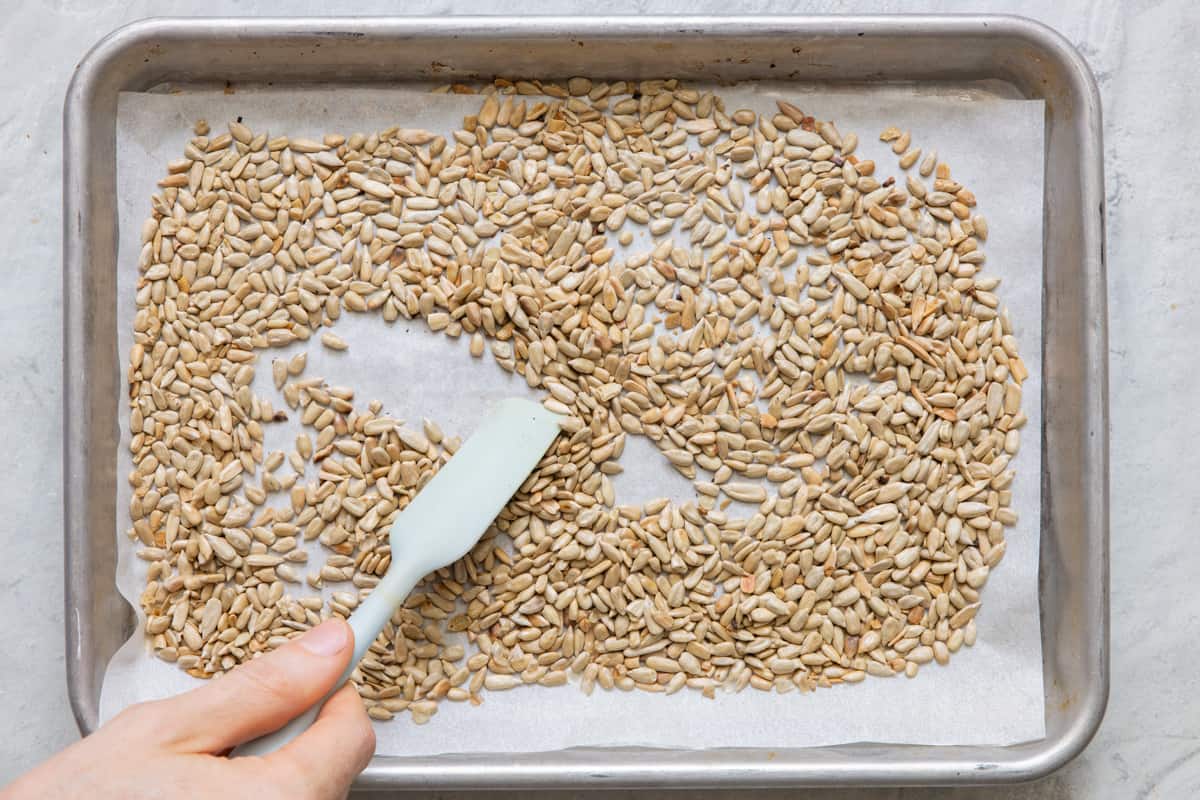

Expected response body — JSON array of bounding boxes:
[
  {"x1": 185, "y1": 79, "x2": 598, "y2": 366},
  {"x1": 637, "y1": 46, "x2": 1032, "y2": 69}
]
[{"x1": 298, "y1": 619, "x2": 350, "y2": 656}]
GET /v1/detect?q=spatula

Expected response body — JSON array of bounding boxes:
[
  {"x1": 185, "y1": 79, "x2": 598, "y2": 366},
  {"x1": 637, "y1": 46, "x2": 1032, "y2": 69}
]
[{"x1": 235, "y1": 397, "x2": 561, "y2": 756}]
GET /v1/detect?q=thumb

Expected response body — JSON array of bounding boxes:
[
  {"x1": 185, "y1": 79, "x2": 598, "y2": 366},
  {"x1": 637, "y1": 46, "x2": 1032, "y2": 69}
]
[{"x1": 157, "y1": 618, "x2": 356, "y2": 753}]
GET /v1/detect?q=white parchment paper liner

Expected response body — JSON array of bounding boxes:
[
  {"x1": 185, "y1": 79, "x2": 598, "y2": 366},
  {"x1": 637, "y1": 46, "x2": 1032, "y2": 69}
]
[{"x1": 103, "y1": 85, "x2": 1046, "y2": 753}]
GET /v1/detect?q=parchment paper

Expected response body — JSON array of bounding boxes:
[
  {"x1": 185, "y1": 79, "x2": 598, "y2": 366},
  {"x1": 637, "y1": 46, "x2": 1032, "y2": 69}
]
[{"x1": 102, "y1": 84, "x2": 1046, "y2": 751}]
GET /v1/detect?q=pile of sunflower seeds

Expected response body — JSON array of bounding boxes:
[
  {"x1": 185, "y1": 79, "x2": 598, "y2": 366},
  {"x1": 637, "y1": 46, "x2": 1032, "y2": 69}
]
[{"x1": 127, "y1": 78, "x2": 1026, "y2": 725}]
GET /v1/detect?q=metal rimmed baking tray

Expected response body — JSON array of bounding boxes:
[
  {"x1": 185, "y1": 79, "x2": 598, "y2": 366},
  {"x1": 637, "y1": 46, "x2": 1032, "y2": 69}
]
[{"x1": 63, "y1": 15, "x2": 1107, "y2": 789}]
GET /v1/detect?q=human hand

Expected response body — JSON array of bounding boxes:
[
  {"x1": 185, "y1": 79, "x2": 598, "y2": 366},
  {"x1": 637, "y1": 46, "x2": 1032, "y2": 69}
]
[{"x1": 3, "y1": 618, "x2": 374, "y2": 800}]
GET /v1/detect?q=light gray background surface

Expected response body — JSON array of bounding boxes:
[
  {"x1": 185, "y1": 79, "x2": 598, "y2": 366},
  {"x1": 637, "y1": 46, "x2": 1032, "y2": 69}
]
[{"x1": 1, "y1": 1, "x2": 1194, "y2": 797}]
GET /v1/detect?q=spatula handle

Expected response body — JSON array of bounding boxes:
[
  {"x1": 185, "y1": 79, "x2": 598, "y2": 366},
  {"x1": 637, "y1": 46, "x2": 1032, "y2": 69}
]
[{"x1": 233, "y1": 563, "x2": 423, "y2": 757}]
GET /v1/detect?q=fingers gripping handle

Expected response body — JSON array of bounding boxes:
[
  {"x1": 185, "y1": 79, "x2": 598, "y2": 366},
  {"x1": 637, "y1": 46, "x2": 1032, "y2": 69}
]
[{"x1": 233, "y1": 565, "x2": 422, "y2": 757}]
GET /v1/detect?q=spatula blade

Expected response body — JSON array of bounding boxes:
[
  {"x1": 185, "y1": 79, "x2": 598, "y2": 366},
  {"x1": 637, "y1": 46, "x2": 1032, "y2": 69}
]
[{"x1": 389, "y1": 397, "x2": 561, "y2": 574}]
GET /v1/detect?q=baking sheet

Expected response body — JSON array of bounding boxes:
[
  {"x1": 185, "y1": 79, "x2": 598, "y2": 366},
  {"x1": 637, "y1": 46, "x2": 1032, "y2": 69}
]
[{"x1": 102, "y1": 84, "x2": 1046, "y2": 751}]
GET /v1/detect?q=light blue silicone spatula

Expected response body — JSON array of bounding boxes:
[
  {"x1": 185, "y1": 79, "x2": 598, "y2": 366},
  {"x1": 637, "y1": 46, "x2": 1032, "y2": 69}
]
[{"x1": 235, "y1": 397, "x2": 561, "y2": 756}]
